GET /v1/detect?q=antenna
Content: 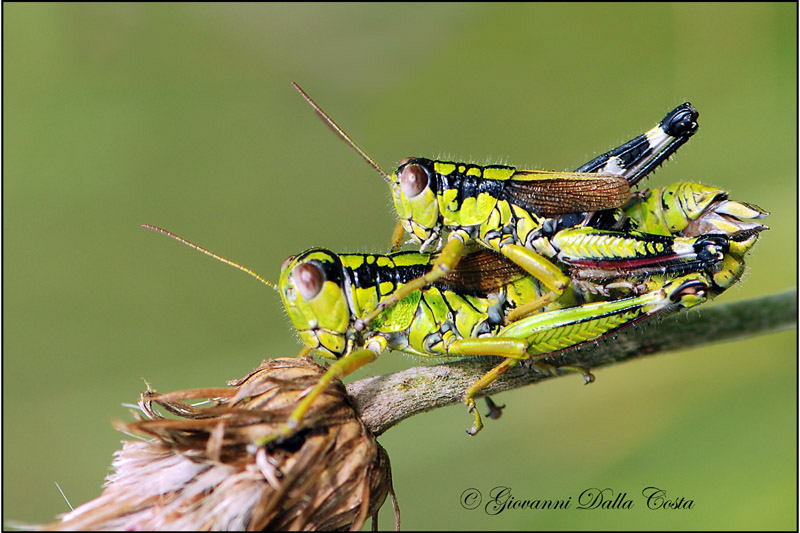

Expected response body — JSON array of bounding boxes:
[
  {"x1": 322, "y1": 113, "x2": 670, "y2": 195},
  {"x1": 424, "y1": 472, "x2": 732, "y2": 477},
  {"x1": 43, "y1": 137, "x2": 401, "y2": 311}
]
[
  {"x1": 292, "y1": 82, "x2": 392, "y2": 185},
  {"x1": 142, "y1": 224, "x2": 277, "y2": 291}
]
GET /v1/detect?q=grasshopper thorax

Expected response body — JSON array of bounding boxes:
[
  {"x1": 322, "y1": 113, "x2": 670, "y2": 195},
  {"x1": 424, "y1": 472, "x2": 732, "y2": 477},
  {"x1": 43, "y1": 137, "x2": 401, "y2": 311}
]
[
  {"x1": 391, "y1": 157, "x2": 443, "y2": 249},
  {"x1": 279, "y1": 249, "x2": 351, "y2": 360}
]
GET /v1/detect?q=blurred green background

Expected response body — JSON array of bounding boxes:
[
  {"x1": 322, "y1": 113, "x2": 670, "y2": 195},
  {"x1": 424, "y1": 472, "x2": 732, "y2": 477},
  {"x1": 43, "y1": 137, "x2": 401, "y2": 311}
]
[{"x1": 4, "y1": 3, "x2": 796, "y2": 529}]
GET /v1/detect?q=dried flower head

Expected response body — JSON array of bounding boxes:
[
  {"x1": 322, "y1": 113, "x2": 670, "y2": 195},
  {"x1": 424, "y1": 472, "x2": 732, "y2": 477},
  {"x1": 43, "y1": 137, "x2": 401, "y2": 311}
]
[{"x1": 42, "y1": 357, "x2": 398, "y2": 531}]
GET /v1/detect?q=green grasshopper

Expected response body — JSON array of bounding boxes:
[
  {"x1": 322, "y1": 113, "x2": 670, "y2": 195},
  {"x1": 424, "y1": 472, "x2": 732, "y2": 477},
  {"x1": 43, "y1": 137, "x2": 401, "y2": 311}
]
[
  {"x1": 292, "y1": 84, "x2": 710, "y2": 326},
  {"x1": 277, "y1": 253, "x2": 709, "y2": 437},
  {"x1": 272, "y1": 182, "x2": 765, "y2": 436},
  {"x1": 144, "y1": 181, "x2": 767, "y2": 436}
]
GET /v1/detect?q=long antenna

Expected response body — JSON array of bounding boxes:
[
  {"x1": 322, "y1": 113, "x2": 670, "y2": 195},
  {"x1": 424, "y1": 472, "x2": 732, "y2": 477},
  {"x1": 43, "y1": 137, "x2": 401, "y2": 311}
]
[
  {"x1": 292, "y1": 82, "x2": 392, "y2": 185},
  {"x1": 142, "y1": 224, "x2": 277, "y2": 291}
]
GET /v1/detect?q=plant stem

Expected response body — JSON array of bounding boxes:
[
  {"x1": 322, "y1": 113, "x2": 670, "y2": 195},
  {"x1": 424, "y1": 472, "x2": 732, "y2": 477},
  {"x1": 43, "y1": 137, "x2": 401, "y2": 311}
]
[{"x1": 347, "y1": 289, "x2": 797, "y2": 435}]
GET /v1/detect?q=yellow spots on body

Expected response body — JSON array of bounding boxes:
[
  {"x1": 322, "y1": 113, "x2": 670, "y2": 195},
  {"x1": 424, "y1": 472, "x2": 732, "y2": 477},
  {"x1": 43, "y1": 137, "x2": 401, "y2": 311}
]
[
  {"x1": 482, "y1": 166, "x2": 516, "y2": 181},
  {"x1": 379, "y1": 281, "x2": 394, "y2": 296},
  {"x1": 343, "y1": 255, "x2": 365, "y2": 270},
  {"x1": 376, "y1": 256, "x2": 393, "y2": 269},
  {"x1": 465, "y1": 166, "x2": 482, "y2": 177},
  {"x1": 434, "y1": 162, "x2": 456, "y2": 176},
  {"x1": 458, "y1": 165, "x2": 466, "y2": 173},
  {"x1": 440, "y1": 188, "x2": 459, "y2": 214},
  {"x1": 392, "y1": 252, "x2": 427, "y2": 267},
  {"x1": 647, "y1": 241, "x2": 665, "y2": 255}
]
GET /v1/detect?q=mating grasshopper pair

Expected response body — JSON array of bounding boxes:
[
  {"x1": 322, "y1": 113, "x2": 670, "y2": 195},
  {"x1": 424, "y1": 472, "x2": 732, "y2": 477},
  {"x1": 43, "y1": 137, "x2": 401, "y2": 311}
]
[
  {"x1": 274, "y1": 189, "x2": 765, "y2": 437},
  {"x1": 147, "y1": 87, "x2": 767, "y2": 437}
]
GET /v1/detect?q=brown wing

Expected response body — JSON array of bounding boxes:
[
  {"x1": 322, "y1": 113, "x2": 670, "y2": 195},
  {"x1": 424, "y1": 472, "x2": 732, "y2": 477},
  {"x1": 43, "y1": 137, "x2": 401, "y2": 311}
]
[
  {"x1": 501, "y1": 170, "x2": 630, "y2": 217},
  {"x1": 435, "y1": 249, "x2": 527, "y2": 296}
]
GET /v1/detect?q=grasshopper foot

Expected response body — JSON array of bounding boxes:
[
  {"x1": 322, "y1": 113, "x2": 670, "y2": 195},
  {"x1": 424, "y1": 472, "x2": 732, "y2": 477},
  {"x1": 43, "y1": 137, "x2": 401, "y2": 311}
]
[
  {"x1": 531, "y1": 361, "x2": 595, "y2": 384},
  {"x1": 485, "y1": 396, "x2": 505, "y2": 420},
  {"x1": 557, "y1": 365, "x2": 595, "y2": 384},
  {"x1": 465, "y1": 397, "x2": 484, "y2": 436}
]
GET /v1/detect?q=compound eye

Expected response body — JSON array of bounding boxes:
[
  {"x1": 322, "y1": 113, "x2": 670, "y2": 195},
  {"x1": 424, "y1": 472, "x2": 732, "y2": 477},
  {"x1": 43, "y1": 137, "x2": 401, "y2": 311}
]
[
  {"x1": 399, "y1": 163, "x2": 429, "y2": 198},
  {"x1": 280, "y1": 255, "x2": 296, "y2": 272},
  {"x1": 293, "y1": 262, "x2": 324, "y2": 300}
]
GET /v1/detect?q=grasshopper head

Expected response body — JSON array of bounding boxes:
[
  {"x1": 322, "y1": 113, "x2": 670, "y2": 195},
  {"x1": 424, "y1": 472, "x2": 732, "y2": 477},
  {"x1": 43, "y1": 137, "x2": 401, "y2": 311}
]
[
  {"x1": 278, "y1": 249, "x2": 352, "y2": 360},
  {"x1": 390, "y1": 157, "x2": 442, "y2": 249}
]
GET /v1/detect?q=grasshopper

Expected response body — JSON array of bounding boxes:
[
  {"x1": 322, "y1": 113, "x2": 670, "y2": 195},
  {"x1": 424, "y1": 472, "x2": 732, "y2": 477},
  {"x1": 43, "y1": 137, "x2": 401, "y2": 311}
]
[
  {"x1": 144, "y1": 181, "x2": 766, "y2": 436},
  {"x1": 276, "y1": 252, "x2": 709, "y2": 437},
  {"x1": 292, "y1": 84, "x2": 712, "y2": 327}
]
